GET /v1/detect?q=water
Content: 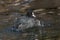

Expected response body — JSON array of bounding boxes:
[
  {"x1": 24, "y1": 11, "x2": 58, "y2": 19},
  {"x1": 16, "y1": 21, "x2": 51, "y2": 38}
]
[{"x1": 0, "y1": 25, "x2": 23, "y2": 40}]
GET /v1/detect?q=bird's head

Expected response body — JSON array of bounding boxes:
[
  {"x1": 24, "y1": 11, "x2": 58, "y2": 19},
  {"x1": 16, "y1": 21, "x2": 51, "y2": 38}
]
[{"x1": 26, "y1": 8, "x2": 36, "y2": 18}]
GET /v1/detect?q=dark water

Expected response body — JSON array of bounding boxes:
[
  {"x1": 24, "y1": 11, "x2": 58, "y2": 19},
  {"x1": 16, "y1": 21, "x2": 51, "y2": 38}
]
[
  {"x1": 0, "y1": 26, "x2": 35, "y2": 40},
  {"x1": 0, "y1": 26, "x2": 24, "y2": 40}
]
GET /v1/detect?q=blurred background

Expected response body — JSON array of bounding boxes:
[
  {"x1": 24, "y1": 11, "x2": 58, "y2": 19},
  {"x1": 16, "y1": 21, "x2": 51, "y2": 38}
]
[{"x1": 0, "y1": 0, "x2": 60, "y2": 40}]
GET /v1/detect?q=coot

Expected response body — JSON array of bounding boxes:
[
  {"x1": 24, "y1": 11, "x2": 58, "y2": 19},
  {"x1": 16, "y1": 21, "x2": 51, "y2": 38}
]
[
  {"x1": 12, "y1": 9, "x2": 40, "y2": 32},
  {"x1": 12, "y1": 9, "x2": 53, "y2": 32}
]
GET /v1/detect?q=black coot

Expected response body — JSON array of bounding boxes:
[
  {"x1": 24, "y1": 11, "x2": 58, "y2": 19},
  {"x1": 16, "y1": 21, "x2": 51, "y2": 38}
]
[
  {"x1": 12, "y1": 9, "x2": 40, "y2": 32},
  {"x1": 12, "y1": 9, "x2": 53, "y2": 32}
]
